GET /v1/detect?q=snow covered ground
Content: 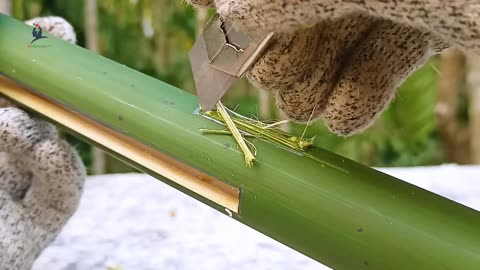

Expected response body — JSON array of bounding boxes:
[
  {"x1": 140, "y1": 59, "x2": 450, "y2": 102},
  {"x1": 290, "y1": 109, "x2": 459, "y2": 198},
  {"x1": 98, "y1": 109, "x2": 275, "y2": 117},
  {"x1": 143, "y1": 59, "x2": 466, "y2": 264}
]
[{"x1": 33, "y1": 165, "x2": 480, "y2": 270}]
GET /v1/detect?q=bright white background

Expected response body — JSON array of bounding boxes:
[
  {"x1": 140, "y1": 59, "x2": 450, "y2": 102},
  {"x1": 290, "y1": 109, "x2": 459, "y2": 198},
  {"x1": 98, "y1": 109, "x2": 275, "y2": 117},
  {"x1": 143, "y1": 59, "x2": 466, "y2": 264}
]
[{"x1": 33, "y1": 165, "x2": 480, "y2": 270}]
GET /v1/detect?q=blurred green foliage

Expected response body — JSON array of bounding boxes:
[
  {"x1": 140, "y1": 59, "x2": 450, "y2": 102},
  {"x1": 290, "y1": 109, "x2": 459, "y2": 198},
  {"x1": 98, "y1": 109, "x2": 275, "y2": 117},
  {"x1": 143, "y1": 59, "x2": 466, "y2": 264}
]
[{"x1": 13, "y1": 0, "x2": 447, "y2": 171}]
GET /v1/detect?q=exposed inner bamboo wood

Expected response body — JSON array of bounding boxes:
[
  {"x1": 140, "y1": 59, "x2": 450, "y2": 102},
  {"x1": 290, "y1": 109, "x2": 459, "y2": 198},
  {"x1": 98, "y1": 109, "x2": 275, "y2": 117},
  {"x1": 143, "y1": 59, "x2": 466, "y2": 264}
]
[{"x1": 0, "y1": 76, "x2": 240, "y2": 213}]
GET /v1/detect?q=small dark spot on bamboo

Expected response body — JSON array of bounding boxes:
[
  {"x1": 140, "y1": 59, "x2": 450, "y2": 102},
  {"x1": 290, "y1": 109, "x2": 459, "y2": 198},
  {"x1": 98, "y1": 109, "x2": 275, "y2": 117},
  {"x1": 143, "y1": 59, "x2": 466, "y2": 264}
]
[
  {"x1": 118, "y1": 115, "x2": 124, "y2": 121},
  {"x1": 169, "y1": 101, "x2": 175, "y2": 105},
  {"x1": 224, "y1": 143, "x2": 231, "y2": 148},
  {"x1": 130, "y1": 84, "x2": 135, "y2": 88},
  {"x1": 357, "y1": 227, "x2": 364, "y2": 233},
  {"x1": 103, "y1": 71, "x2": 108, "y2": 75},
  {"x1": 364, "y1": 260, "x2": 369, "y2": 266}
]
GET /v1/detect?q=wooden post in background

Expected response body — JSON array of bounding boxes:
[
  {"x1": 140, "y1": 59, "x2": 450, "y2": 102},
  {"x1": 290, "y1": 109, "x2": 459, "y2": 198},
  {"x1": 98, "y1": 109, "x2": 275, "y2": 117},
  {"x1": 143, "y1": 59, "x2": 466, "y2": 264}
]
[
  {"x1": 85, "y1": 0, "x2": 106, "y2": 174},
  {"x1": 153, "y1": 0, "x2": 170, "y2": 78},
  {"x1": 86, "y1": 0, "x2": 98, "y2": 52},
  {"x1": 436, "y1": 49, "x2": 471, "y2": 164},
  {"x1": 467, "y1": 53, "x2": 480, "y2": 164}
]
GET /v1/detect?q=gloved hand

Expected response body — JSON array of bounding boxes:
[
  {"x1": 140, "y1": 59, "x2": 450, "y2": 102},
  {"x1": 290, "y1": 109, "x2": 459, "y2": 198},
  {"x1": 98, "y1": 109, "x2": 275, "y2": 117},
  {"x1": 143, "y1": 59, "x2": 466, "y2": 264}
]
[
  {"x1": 24, "y1": 16, "x2": 77, "y2": 44},
  {"x1": 0, "y1": 17, "x2": 84, "y2": 270},
  {"x1": 0, "y1": 108, "x2": 86, "y2": 270},
  {"x1": 187, "y1": 0, "x2": 479, "y2": 135}
]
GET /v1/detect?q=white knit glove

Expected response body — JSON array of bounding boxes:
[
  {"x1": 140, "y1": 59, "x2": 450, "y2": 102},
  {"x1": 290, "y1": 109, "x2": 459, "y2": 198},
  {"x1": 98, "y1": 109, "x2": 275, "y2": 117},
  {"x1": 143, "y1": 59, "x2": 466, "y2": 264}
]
[
  {"x1": 0, "y1": 17, "x2": 85, "y2": 270},
  {"x1": 187, "y1": 0, "x2": 479, "y2": 135},
  {"x1": 0, "y1": 108, "x2": 85, "y2": 270},
  {"x1": 24, "y1": 16, "x2": 77, "y2": 44}
]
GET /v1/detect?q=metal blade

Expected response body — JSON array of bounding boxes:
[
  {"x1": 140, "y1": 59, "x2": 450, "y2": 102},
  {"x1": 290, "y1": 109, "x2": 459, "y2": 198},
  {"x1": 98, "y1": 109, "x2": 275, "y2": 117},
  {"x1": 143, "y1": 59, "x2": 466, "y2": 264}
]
[{"x1": 189, "y1": 34, "x2": 237, "y2": 111}]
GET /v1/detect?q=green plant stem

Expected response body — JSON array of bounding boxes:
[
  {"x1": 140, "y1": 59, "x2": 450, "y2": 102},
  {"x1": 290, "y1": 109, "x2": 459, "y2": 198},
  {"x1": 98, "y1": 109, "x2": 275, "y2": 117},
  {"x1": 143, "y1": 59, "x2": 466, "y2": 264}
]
[{"x1": 0, "y1": 14, "x2": 479, "y2": 270}]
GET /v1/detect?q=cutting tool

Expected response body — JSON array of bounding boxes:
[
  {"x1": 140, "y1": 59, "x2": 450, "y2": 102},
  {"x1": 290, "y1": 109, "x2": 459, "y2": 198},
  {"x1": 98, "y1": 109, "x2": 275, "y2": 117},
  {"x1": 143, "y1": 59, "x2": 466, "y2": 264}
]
[{"x1": 189, "y1": 14, "x2": 274, "y2": 111}]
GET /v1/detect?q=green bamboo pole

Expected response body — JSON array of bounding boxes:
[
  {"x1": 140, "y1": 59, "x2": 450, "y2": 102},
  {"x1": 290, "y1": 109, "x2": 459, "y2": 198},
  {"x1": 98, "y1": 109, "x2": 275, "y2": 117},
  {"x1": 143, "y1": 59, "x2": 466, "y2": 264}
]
[{"x1": 1, "y1": 14, "x2": 479, "y2": 269}]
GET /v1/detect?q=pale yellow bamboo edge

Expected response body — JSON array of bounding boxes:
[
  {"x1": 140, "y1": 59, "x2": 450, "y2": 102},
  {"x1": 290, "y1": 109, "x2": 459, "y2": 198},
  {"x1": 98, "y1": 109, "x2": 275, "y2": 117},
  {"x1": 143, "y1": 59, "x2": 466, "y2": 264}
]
[{"x1": 0, "y1": 76, "x2": 240, "y2": 213}]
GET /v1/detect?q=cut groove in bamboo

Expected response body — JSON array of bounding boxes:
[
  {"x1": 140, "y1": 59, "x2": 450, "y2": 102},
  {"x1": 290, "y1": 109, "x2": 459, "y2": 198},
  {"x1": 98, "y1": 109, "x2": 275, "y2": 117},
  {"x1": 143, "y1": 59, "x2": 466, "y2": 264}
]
[{"x1": 0, "y1": 76, "x2": 240, "y2": 213}]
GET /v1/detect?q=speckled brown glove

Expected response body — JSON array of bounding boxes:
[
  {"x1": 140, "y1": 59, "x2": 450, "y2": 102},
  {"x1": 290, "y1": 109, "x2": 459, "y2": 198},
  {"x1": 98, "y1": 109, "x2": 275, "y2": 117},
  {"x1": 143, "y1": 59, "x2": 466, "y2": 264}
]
[
  {"x1": 187, "y1": 0, "x2": 479, "y2": 135},
  {"x1": 0, "y1": 17, "x2": 84, "y2": 270}
]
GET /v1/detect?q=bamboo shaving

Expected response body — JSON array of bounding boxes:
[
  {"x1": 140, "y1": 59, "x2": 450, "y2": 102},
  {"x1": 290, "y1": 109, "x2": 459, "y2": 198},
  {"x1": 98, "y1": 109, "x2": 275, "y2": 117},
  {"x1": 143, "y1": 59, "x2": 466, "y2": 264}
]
[
  {"x1": 201, "y1": 105, "x2": 315, "y2": 163},
  {"x1": 215, "y1": 102, "x2": 255, "y2": 167}
]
